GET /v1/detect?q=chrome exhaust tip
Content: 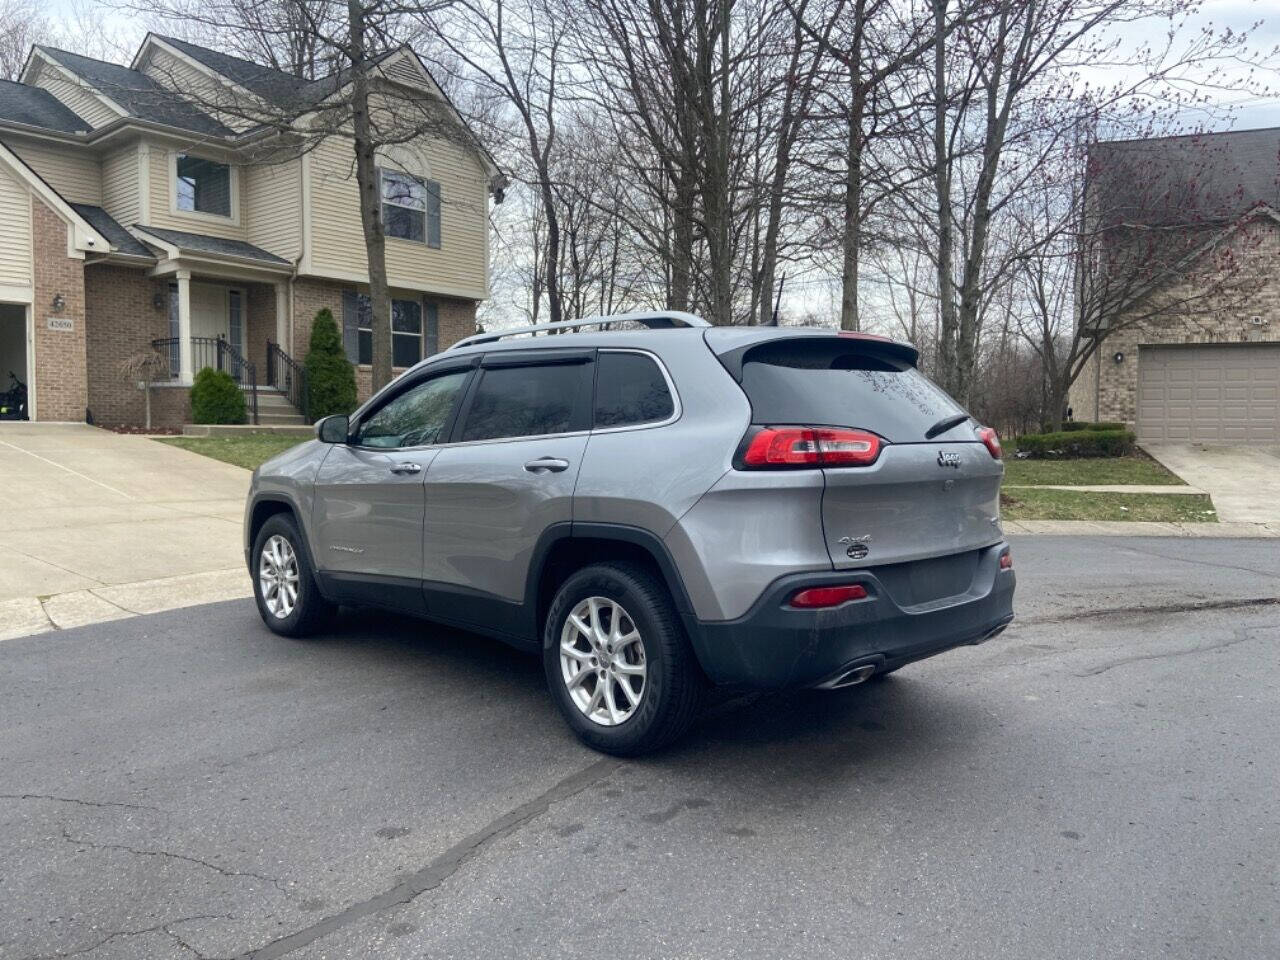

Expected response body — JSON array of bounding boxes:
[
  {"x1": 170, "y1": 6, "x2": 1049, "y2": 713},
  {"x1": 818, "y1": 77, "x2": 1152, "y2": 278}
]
[{"x1": 817, "y1": 663, "x2": 878, "y2": 690}]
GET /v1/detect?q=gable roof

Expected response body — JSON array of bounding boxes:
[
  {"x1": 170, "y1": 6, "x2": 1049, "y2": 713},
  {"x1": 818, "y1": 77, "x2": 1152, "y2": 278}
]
[
  {"x1": 33, "y1": 46, "x2": 232, "y2": 136},
  {"x1": 148, "y1": 35, "x2": 315, "y2": 104},
  {"x1": 0, "y1": 79, "x2": 90, "y2": 133},
  {"x1": 70, "y1": 205, "x2": 154, "y2": 259},
  {"x1": 133, "y1": 225, "x2": 291, "y2": 267},
  {"x1": 1091, "y1": 126, "x2": 1280, "y2": 229}
]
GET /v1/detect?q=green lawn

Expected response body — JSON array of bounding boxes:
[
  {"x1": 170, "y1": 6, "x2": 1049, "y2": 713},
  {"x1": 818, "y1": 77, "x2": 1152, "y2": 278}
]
[
  {"x1": 158, "y1": 435, "x2": 308, "y2": 471},
  {"x1": 1000, "y1": 489, "x2": 1217, "y2": 522},
  {"x1": 1002, "y1": 455, "x2": 1182, "y2": 486}
]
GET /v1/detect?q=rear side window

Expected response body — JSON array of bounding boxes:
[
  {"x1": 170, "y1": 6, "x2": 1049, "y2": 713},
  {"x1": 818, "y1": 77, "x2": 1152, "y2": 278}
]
[
  {"x1": 739, "y1": 340, "x2": 966, "y2": 442},
  {"x1": 460, "y1": 362, "x2": 592, "y2": 441},
  {"x1": 594, "y1": 352, "x2": 675, "y2": 428}
]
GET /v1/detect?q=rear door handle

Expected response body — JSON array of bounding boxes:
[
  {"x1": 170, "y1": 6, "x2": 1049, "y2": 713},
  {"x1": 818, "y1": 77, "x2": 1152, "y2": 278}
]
[
  {"x1": 524, "y1": 457, "x2": 570, "y2": 473},
  {"x1": 390, "y1": 462, "x2": 422, "y2": 474}
]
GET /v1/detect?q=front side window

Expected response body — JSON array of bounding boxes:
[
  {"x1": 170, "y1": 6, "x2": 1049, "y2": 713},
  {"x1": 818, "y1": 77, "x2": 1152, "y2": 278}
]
[
  {"x1": 381, "y1": 169, "x2": 441, "y2": 247},
  {"x1": 594, "y1": 352, "x2": 675, "y2": 427},
  {"x1": 176, "y1": 154, "x2": 232, "y2": 216},
  {"x1": 354, "y1": 370, "x2": 470, "y2": 448},
  {"x1": 460, "y1": 362, "x2": 591, "y2": 442},
  {"x1": 345, "y1": 293, "x2": 424, "y2": 367}
]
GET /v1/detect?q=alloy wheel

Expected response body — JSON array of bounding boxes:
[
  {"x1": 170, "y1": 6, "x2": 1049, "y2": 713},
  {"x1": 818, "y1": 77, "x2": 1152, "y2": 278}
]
[
  {"x1": 259, "y1": 534, "x2": 300, "y2": 619},
  {"x1": 559, "y1": 596, "x2": 647, "y2": 726}
]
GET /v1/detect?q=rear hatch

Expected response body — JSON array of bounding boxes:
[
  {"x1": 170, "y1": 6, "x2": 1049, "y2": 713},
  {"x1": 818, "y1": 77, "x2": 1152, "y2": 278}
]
[{"x1": 712, "y1": 331, "x2": 1004, "y2": 573}]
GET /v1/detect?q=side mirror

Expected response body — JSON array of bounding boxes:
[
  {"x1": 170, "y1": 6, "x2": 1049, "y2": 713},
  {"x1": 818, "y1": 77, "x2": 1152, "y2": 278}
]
[{"x1": 316, "y1": 414, "x2": 350, "y2": 444}]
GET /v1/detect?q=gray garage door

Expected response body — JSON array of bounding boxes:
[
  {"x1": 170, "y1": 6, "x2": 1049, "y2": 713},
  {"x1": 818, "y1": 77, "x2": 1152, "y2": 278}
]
[{"x1": 1137, "y1": 343, "x2": 1280, "y2": 442}]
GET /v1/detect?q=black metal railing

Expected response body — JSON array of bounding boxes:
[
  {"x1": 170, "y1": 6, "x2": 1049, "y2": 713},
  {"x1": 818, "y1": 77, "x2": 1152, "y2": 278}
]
[
  {"x1": 152, "y1": 335, "x2": 259, "y2": 425},
  {"x1": 266, "y1": 340, "x2": 310, "y2": 423}
]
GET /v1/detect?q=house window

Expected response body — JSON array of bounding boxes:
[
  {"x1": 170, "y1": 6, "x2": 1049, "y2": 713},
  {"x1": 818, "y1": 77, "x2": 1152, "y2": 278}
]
[
  {"x1": 176, "y1": 154, "x2": 232, "y2": 216},
  {"x1": 343, "y1": 292, "x2": 425, "y2": 367},
  {"x1": 380, "y1": 169, "x2": 441, "y2": 247}
]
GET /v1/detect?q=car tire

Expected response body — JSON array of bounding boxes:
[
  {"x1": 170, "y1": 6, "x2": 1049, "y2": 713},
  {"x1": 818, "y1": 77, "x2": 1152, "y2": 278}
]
[
  {"x1": 543, "y1": 561, "x2": 704, "y2": 756},
  {"x1": 252, "y1": 513, "x2": 333, "y2": 638}
]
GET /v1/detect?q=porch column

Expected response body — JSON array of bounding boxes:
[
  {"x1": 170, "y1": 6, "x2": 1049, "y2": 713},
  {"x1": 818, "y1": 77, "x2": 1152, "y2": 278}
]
[
  {"x1": 176, "y1": 270, "x2": 194, "y2": 384},
  {"x1": 275, "y1": 282, "x2": 289, "y2": 353}
]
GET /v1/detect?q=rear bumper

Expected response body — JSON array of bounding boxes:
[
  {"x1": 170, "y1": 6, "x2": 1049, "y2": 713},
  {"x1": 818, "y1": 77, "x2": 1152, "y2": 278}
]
[{"x1": 687, "y1": 543, "x2": 1015, "y2": 688}]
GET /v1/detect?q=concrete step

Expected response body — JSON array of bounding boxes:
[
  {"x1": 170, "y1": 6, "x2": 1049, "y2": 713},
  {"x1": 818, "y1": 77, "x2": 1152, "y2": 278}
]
[
  {"x1": 256, "y1": 412, "x2": 308, "y2": 425},
  {"x1": 183, "y1": 423, "x2": 315, "y2": 437}
]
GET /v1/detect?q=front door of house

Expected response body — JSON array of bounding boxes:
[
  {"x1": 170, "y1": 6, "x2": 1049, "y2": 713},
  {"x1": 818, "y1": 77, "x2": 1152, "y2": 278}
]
[{"x1": 190, "y1": 283, "x2": 244, "y2": 354}]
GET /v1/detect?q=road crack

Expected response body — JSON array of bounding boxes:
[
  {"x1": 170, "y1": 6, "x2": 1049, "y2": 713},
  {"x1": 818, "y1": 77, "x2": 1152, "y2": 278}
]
[
  {"x1": 0, "y1": 793, "x2": 159, "y2": 812},
  {"x1": 30, "y1": 915, "x2": 226, "y2": 960},
  {"x1": 1020, "y1": 595, "x2": 1280, "y2": 627},
  {"x1": 238, "y1": 757, "x2": 620, "y2": 959},
  {"x1": 1078, "y1": 625, "x2": 1268, "y2": 677},
  {"x1": 60, "y1": 827, "x2": 291, "y2": 892}
]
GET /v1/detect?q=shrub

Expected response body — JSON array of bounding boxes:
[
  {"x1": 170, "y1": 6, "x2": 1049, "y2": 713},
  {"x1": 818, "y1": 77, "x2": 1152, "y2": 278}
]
[
  {"x1": 1015, "y1": 428, "x2": 1135, "y2": 459},
  {"x1": 190, "y1": 367, "x2": 247, "y2": 424},
  {"x1": 305, "y1": 308, "x2": 357, "y2": 420},
  {"x1": 1054, "y1": 420, "x2": 1124, "y2": 433}
]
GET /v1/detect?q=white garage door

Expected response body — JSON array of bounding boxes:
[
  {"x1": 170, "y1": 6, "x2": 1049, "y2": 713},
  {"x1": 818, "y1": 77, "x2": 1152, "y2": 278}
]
[{"x1": 1137, "y1": 343, "x2": 1280, "y2": 442}]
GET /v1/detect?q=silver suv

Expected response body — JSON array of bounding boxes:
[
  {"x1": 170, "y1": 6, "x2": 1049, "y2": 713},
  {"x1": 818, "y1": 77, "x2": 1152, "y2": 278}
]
[{"x1": 245, "y1": 313, "x2": 1014, "y2": 755}]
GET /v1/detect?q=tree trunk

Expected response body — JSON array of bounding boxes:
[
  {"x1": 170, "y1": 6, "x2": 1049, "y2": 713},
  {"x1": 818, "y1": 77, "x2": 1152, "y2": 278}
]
[
  {"x1": 931, "y1": 0, "x2": 958, "y2": 394},
  {"x1": 347, "y1": 1, "x2": 392, "y2": 391},
  {"x1": 839, "y1": 85, "x2": 865, "y2": 331}
]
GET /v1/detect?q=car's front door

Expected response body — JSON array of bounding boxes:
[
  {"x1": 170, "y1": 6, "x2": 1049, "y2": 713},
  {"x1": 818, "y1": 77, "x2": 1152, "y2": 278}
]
[
  {"x1": 311, "y1": 361, "x2": 475, "y2": 611},
  {"x1": 421, "y1": 349, "x2": 595, "y2": 635}
]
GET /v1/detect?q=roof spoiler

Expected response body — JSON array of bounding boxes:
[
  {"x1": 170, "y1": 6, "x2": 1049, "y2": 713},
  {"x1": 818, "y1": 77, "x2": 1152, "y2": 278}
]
[{"x1": 706, "y1": 328, "x2": 920, "y2": 381}]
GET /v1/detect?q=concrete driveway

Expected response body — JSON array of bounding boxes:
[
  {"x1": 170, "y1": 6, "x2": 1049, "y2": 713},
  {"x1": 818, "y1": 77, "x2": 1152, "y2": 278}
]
[
  {"x1": 0, "y1": 423, "x2": 251, "y2": 638},
  {"x1": 1143, "y1": 442, "x2": 1280, "y2": 526}
]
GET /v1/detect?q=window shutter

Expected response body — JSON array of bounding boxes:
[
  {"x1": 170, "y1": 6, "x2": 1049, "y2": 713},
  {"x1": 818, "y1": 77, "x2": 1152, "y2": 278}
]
[
  {"x1": 341, "y1": 290, "x2": 360, "y2": 363},
  {"x1": 427, "y1": 180, "x2": 442, "y2": 248},
  {"x1": 425, "y1": 302, "x2": 439, "y2": 355}
]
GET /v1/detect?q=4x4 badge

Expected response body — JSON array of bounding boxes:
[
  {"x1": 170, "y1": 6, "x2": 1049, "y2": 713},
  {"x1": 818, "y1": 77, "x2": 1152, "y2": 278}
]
[{"x1": 937, "y1": 450, "x2": 961, "y2": 469}]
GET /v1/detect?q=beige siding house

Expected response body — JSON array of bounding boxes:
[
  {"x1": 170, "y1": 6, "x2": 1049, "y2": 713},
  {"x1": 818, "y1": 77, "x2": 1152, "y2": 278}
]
[{"x1": 0, "y1": 34, "x2": 501, "y2": 427}]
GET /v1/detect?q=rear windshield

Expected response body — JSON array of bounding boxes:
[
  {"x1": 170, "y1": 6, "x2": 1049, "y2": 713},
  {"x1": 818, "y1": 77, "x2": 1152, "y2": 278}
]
[{"x1": 738, "y1": 339, "x2": 968, "y2": 442}]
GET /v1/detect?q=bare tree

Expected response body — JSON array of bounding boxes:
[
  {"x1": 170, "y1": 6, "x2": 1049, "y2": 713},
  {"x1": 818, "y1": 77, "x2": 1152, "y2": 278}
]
[{"x1": 0, "y1": 0, "x2": 49, "y2": 80}]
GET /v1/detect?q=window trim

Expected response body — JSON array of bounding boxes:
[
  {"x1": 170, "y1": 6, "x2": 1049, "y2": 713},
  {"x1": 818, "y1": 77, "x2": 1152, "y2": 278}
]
[
  {"x1": 349, "y1": 359, "x2": 478, "y2": 452},
  {"x1": 379, "y1": 168, "x2": 442, "y2": 249},
  {"x1": 590, "y1": 348, "x2": 683, "y2": 434},
  {"x1": 446, "y1": 351, "x2": 596, "y2": 446},
  {"x1": 170, "y1": 151, "x2": 240, "y2": 225}
]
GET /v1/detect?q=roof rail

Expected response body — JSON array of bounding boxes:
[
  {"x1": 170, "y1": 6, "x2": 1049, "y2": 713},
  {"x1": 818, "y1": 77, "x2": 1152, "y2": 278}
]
[{"x1": 449, "y1": 310, "x2": 709, "y2": 350}]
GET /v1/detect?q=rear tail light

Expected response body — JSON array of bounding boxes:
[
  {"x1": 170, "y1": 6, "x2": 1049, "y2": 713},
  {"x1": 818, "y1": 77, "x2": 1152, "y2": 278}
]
[
  {"x1": 742, "y1": 427, "x2": 883, "y2": 468},
  {"x1": 999, "y1": 550, "x2": 1013, "y2": 570},
  {"x1": 977, "y1": 426, "x2": 1002, "y2": 459},
  {"x1": 789, "y1": 584, "x2": 868, "y2": 608}
]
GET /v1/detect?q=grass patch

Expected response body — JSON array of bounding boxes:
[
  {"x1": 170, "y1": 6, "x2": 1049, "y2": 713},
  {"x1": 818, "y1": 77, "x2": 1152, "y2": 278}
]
[
  {"x1": 1000, "y1": 489, "x2": 1217, "y2": 522},
  {"x1": 1002, "y1": 455, "x2": 1182, "y2": 486},
  {"x1": 158, "y1": 435, "x2": 308, "y2": 471}
]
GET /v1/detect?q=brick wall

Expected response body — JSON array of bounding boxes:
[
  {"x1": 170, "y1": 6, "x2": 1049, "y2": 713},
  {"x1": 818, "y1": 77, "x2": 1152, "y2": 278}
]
[
  {"x1": 31, "y1": 199, "x2": 87, "y2": 421},
  {"x1": 291, "y1": 276, "x2": 477, "y2": 404},
  {"x1": 1069, "y1": 216, "x2": 1280, "y2": 425},
  {"x1": 245, "y1": 282, "x2": 277, "y2": 378},
  {"x1": 84, "y1": 264, "x2": 173, "y2": 427}
]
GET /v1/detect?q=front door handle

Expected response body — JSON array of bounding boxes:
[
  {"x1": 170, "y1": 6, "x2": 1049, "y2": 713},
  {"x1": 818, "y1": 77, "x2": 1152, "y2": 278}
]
[
  {"x1": 390, "y1": 462, "x2": 422, "y2": 474},
  {"x1": 524, "y1": 457, "x2": 570, "y2": 473}
]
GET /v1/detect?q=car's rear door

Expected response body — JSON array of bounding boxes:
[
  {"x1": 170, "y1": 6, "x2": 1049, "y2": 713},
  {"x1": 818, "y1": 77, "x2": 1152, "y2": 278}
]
[
  {"x1": 731, "y1": 336, "x2": 1004, "y2": 570},
  {"x1": 310, "y1": 359, "x2": 476, "y2": 611},
  {"x1": 420, "y1": 348, "x2": 595, "y2": 635}
]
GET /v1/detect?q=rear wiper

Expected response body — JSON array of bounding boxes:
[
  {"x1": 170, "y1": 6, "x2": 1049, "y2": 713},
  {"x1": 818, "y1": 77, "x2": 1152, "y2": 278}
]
[{"x1": 924, "y1": 413, "x2": 971, "y2": 439}]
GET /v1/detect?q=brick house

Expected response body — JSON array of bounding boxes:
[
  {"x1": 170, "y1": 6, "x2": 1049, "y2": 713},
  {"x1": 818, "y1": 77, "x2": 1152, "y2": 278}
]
[
  {"x1": 0, "y1": 34, "x2": 502, "y2": 427},
  {"x1": 1070, "y1": 127, "x2": 1280, "y2": 443}
]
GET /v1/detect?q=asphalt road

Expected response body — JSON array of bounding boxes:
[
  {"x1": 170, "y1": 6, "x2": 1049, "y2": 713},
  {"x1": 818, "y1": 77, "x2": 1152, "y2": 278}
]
[{"x1": 2, "y1": 535, "x2": 1277, "y2": 960}]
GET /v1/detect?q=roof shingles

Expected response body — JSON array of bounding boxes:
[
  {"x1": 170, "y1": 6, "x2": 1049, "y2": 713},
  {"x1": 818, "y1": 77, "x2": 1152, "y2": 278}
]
[
  {"x1": 0, "y1": 78, "x2": 90, "y2": 133},
  {"x1": 134, "y1": 225, "x2": 290, "y2": 266}
]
